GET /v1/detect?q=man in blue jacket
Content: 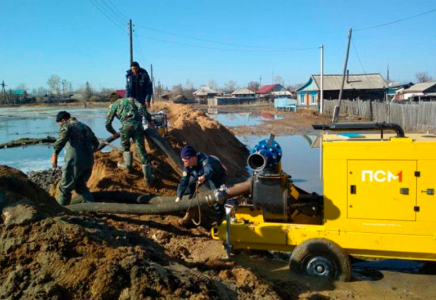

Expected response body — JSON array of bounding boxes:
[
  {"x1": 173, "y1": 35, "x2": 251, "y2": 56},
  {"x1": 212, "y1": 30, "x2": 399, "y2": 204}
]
[
  {"x1": 175, "y1": 145, "x2": 226, "y2": 223},
  {"x1": 126, "y1": 61, "x2": 153, "y2": 108}
]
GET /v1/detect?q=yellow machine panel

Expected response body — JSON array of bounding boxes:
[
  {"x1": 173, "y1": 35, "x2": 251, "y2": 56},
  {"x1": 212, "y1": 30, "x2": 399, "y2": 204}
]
[
  {"x1": 417, "y1": 160, "x2": 436, "y2": 222},
  {"x1": 347, "y1": 160, "x2": 417, "y2": 221}
]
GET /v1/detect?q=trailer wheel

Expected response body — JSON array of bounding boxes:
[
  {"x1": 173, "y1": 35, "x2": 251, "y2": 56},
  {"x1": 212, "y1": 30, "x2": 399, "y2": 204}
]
[{"x1": 289, "y1": 238, "x2": 351, "y2": 282}]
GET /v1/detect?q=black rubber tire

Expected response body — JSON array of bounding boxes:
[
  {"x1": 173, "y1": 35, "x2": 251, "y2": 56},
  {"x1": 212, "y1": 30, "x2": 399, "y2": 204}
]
[{"x1": 289, "y1": 238, "x2": 352, "y2": 282}]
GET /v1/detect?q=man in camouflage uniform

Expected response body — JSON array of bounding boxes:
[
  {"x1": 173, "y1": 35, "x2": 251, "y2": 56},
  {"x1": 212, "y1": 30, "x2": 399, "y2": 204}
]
[
  {"x1": 105, "y1": 97, "x2": 154, "y2": 185},
  {"x1": 52, "y1": 111, "x2": 99, "y2": 206}
]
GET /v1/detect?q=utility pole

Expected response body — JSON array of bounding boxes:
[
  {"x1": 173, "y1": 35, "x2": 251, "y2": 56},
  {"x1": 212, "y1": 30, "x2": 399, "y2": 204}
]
[
  {"x1": 332, "y1": 28, "x2": 352, "y2": 123},
  {"x1": 129, "y1": 19, "x2": 134, "y2": 64},
  {"x1": 1, "y1": 80, "x2": 8, "y2": 105},
  {"x1": 61, "y1": 79, "x2": 66, "y2": 103},
  {"x1": 320, "y1": 45, "x2": 324, "y2": 114},
  {"x1": 150, "y1": 64, "x2": 154, "y2": 103},
  {"x1": 259, "y1": 76, "x2": 262, "y2": 87}
]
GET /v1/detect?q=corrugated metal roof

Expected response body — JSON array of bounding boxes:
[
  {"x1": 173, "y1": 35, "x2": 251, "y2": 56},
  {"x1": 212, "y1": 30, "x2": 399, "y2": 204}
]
[
  {"x1": 310, "y1": 74, "x2": 387, "y2": 91},
  {"x1": 232, "y1": 88, "x2": 255, "y2": 95},
  {"x1": 404, "y1": 82, "x2": 436, "y2": 93},
  {"x1": 193, "y1": 86, "x2": 218, "y2": 96},
  {"x1": 256, "y1": 84, "x2": 279, "y2": 94}
]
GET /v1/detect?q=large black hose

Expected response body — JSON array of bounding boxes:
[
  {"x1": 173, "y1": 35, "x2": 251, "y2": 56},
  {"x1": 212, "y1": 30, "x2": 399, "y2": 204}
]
[
  {"x1": 66, "y1": 179, "x2": 252, "y2": 214},
  {"x1": 96, "y1": 127, "x2": 183, "y2": 174},
  {"x1": 66, "y1": 190, "x2": 217, "y2": 214}
]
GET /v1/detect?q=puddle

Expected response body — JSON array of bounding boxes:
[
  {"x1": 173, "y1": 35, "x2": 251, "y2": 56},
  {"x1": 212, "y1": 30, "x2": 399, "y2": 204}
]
[{"x1": 208, "y1": 111, "x2": 284, "y2": 127}]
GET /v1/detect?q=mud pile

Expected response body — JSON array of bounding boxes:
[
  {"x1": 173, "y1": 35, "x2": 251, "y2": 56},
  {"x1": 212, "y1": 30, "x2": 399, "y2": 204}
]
[
  {"x1": 0, "y1": 165, "x2": 282, "y2": 299},
  {"x1": 48, "y1": 102, "x2": 249, "y2": 199}
]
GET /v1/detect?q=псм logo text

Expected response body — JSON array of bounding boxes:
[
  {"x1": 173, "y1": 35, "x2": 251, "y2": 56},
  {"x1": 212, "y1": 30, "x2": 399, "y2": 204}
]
[{"x1": 362, "y1": 170, "x2": 403, "y2": 182}]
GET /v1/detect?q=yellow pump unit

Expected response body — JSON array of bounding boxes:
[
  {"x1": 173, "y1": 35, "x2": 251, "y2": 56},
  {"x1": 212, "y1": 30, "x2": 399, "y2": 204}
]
[{"x1": 212, "y1": 122, "x2": 436, "y2": 281}]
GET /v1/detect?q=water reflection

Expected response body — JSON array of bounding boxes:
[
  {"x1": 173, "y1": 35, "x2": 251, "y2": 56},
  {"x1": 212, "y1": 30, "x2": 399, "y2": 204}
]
[{"x1": 208, "y1": 111, "x2": 284, "y2": 127}]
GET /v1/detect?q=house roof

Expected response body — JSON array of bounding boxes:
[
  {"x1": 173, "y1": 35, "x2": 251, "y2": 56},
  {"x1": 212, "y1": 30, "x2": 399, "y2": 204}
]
[
  {"x1": 298, "y1": 74, "x2": 388, "y2": 92},
  {"x1": 256, "y1": 84, "x2": 280, "y2": 94},
  {"x1": 115, "y1": 90, "x2": 126, "y2": 97},
  {"x1": 232, "y1": 88, "x2": 255, "y2": 95},
  {"x1": 271, "y1": 90, "x2": 292, "y2": 96},
  {"x1": 404, "y1": 82, "x2": 436, "y2": 93},
  {"x1": 193, "y1": 86, "x2": 218, "y2": 96}
]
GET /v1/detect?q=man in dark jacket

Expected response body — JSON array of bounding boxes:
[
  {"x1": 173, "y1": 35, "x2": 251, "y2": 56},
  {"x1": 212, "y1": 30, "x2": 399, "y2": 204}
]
[
  {"x1": 175, "y1": 145, "x2": 226, "y2": 221},
  {"x1": 126, "y1": 61, "x2": 153, "y2": 108},
  {"x1": 52, "y1": 111, "x2": 99, "y2": 206}
]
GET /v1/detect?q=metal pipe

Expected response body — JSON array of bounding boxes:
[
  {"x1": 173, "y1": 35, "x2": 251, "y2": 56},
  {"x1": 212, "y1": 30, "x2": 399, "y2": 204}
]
[{"x1": 312, "y1": 122, "x2": 405, "y2": 138}]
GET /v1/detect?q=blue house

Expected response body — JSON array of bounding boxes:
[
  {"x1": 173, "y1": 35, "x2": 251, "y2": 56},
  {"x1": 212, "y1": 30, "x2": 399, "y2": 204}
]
[{"x1": 296, "y1": 74, "x2": 388, "y2": 108}]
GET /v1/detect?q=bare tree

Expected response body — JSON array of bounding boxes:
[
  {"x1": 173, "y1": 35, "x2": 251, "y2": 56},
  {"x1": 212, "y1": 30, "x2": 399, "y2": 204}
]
[
  {"x1": 171, "y1": 84, "x2": 184, "y2": 96},
  {"x1": 185, "y1": 79, "x2": 195, "y2": 90},
  {"x1": 208, "y1": 79, "x2": 219, "y2": 91},
  {"x1": 247, "y1": 81, "x2": 260, "y2": 92},
  {"x1": 16, "y1": 83, "x2": 28, "y2": 92},
  {"x1": 224, "y1": 80, "x2": 238, "y2": 93},
  {"x1": 273, "y1": 75, "x2": 285, "y2": 86},
  {"x1": 287, "y1": 83, "x2": 304, "y2": 92},
  {"x1": 47, "y1": 75, "x2": 61, "y2": 95},
  {"x1": 415, "y1": 72, "x2": 434, "y2": 83}
]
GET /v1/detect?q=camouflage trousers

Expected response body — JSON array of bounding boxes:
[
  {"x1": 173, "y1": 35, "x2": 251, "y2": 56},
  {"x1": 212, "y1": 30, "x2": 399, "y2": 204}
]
[
  {"x1": 120, "y1": 124, "x2": 149, "y2": 165},
  {"x1": 58, "y1": 163, "x2": 93, "y2": 206}
]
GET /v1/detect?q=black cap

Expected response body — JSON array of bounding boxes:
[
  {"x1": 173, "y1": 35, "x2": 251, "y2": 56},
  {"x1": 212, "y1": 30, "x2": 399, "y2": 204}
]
[
  {"x1": 56, "y1": 111, "x2": 70, "y2": 122},
  {"x1": 180, "y1": 145, "x2": 197, "y2": 158},
  {"x1": 131, "y1": 61, "x2": 140, "y2": 68}
]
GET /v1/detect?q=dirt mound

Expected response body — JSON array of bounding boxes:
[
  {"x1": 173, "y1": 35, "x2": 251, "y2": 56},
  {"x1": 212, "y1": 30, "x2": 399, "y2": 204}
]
[
  {"x1": 153, "y1": 102, "x2": 249, "y2": 183},
  {"x1": 0, "y1": 165, "x2": 281, "y2": 299},
  {"x1": 49, "y1": 103, "x2": 249, "y2": 199}
]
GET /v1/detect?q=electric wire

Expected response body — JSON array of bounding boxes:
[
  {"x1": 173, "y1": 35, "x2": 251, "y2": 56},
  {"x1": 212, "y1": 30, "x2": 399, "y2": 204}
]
[
  {"x1": 96, "y1": 0, "x2": 127, "y2": 24},
  {"x1": 135, "y1": 33, "x2": 318, "y2": 53},
  {"x1": 355, "y1": 7, "x2": 436, "y2": 31},
  {"x1": 136, "y1": 24, "x2": 316, "y2": 51},
  {"x1": 88, "y1": 0, "x2": 125, "y2": 31}
]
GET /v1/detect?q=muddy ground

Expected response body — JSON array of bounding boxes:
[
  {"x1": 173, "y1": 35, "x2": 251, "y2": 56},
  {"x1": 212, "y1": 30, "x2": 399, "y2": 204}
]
[{"x1": 2, "y1": 103, "x2": 436, "y2": 299}]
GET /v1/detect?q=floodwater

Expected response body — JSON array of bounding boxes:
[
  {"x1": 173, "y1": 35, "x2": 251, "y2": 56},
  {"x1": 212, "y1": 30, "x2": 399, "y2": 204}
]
[
  {"x1": 208, "y1": 111, "x2": 284, "y2": 127},
  {"x1": 0, "y1": 106, "x2": 320, "y2": 193},
  {"x1": 0, "y1": 107, "x2": 121, "y2": 172}
]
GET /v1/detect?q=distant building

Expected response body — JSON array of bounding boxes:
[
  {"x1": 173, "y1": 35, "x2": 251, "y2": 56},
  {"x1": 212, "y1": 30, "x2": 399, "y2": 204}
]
[
  {"x1": 115, "y1": 90, "x2": 126, "y2": 98},
  {"x1": 396, "y1": 82, "x2": 436, "y2": 101},
  {"x1": 387, "y1": 82, "x2": 414, "y2": 101},
  {"x1": 256, "y1": 84, "x2": 287, "y2": 98},
  {"x1": 193, "y1": 86, "x2": 218, "y2": 104},
  {"x1": 231, "y1": 88, "x2": 256, "y2": 98},
  {"x1": 296, "y1": 73, "x2": 388, "y2": 107}
]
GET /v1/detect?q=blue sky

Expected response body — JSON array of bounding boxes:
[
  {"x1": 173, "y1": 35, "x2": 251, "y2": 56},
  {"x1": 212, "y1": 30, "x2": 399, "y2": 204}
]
[{"x1": 1, "y1": 0, "x2": 435, "y2": 91}]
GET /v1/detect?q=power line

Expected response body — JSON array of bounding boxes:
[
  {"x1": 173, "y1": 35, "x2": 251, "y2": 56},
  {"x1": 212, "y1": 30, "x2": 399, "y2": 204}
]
[
  {"x1": 136, "y1": 24, "x2": 316, "y2": 51},
  {"x1": 97, "y1": 0, "x2": 127, "y2": 24},
  {"x1": 88, "y1": 0, "x2": 125, "y2": 31},
  {"x1": 352, "y1": 40, "x2": 366, "y2": 74},
  {"x1": 355, "y1": 7, "x2": 436, "y2": 31},
  {"x1": 135, "y1": 33, "x2": 318, "y2": 53},
  {"x1": 105, "y1": 0, "x2": 129, "y2": 20}
]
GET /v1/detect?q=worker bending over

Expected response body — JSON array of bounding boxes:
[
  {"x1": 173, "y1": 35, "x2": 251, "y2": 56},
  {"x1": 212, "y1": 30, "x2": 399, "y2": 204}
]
[
  {"x1": 105, "y1": 97, "x2": 154, "y2": 185},
  {"x1": 175, "y1": 145, "x2": 226, "y2": 221},
  {"x1": 52, "y1": 111, "x2": 99, "y2": 206}
]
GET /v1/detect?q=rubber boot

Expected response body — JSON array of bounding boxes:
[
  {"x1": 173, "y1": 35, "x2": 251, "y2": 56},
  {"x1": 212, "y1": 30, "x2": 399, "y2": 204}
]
[
  {"x1": 118, "y1": 151, "x2": 133, "y2": 174},
  {"x1": 142, "y1": 164, "x2": 155, "y2": 186},
  {"x1": 81, "y1": 190, "x2": 95, "y2": 203},
  {"x1": 58, "y1": 193, "x2": 71, "y2": 206}
]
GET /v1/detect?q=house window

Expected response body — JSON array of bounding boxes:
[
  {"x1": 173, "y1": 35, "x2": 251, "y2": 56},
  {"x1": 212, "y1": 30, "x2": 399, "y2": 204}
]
[
  {"x1": 311, "y1": 94, "x2": 317, "y2": 105},
  {"x1": 300, "y1": 94, "x2": 305, "y2": 105}
]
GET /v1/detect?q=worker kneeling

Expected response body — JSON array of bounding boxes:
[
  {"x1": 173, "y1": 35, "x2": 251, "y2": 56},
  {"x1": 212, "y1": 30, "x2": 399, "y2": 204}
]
[
  {"x1": 175, "y1": 145, "x2": 226, "y2": 224},
  {"x1": 105, "y1": 96, "x2": 154, "y2": 185}
]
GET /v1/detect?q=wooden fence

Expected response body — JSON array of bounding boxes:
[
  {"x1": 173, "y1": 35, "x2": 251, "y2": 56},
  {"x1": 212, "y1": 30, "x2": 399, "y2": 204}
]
[{"x1": 323, "y1": 100, "x2": 436, "y2": 132}]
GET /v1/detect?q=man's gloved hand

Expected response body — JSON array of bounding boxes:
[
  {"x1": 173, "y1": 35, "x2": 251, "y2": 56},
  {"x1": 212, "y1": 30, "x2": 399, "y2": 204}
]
[
  {"x1": 51, "y1": 153, "x2": 58, "y2": 169},
  {"x1": 175, "y1": 197, "x2": 181, "y2": 203},
  {"x1": 145, "y1": 102, "x2": 151, "y2": 109},
  {"x1": 197, "y1": 175, "x2": 206, "y2": 185}
]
